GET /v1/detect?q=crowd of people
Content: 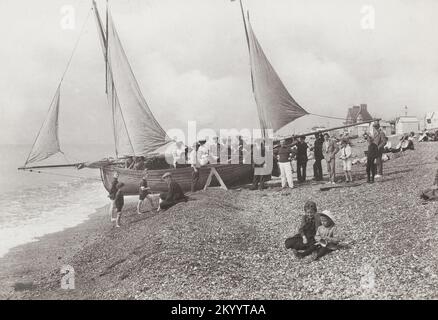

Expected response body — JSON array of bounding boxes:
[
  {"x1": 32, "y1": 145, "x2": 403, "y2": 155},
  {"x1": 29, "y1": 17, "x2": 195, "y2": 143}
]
[{"x1": 106, "y1": 121, "x2": 430, "y2": 228}]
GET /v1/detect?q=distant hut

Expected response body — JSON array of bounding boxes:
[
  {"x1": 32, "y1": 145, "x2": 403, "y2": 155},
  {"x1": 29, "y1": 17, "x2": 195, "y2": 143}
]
[
  {"x1": 396, "y1": 116, "x2": 420, "y2": 135},
  {"x1": 379, "y1": 120, "x2": 393, "y2": 136},
  {"x1": 424, "y1": 112, "x2": 438, "y2": 131}
]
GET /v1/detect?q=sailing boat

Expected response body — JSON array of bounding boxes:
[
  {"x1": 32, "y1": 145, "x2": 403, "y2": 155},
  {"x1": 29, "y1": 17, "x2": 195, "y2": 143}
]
[
  {"x1": 237, "y1": 0, "x2": 378, "y2": 140},
  {"x1": 19, "y1": 1, "x2": 253, "y2": 194}
]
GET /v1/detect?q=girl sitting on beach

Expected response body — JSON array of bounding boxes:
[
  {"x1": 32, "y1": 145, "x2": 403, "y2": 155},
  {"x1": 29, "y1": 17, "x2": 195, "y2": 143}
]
[
  {"x1": 137, "y1": 170, "x2": 154, "y2": 214},
  {"x1": 115, "y1": 182, "x2": 125, "y2": 228},
  {"x1": 295, "y1": 210, "x2": 342, "y2": 261},
  {"x1": 339, "y1": 139, "x2": 353, "y2": 183},
  {"x1": 284, "y1": 201, "x2": 321, "y2": 256}
]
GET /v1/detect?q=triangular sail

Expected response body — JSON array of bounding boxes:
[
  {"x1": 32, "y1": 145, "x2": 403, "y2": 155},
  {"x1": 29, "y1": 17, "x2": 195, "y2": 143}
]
[
  {"x1": 25, "y1": 86, "x2": 62, "y2": 165},
  {"x1": 245, "y1": 17, "x2": 308, "y2": 133},
  {"x1": 94, "y1": 2, "x2": 170, "y2": 157}
]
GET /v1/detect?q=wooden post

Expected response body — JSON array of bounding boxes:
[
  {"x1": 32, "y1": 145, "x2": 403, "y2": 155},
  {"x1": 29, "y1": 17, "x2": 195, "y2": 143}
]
[{"x1": 203, "y1": 167, "x2": 228, "y2": 191}]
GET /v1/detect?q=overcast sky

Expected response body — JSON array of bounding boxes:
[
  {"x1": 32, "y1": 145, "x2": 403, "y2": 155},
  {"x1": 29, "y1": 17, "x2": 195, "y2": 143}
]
[{"x1": 1, "y1": 0, "x2": 437, "y2": 146}]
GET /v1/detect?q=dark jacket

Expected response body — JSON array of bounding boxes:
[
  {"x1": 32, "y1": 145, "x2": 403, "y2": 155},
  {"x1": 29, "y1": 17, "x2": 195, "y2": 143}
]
[
  {"x1": 114, "y1": 189, "x2": 124, "y2": 211},
  {"x1": 296, "y1": 141, "x2": 308, "y2": 164},
  {"x1": 139, "y1": 179, "x2": 149, "y2": 198},
  {"x1": 275, "y1": 145, "x2": 292, "y2": 163},
  {"x1": 367, "y1": 142, "x2": 379, "y2": 160},
  {"x1": 166, "y1": 181, "x2": 186, "y2": 202},
  {"x1": 373, "y1": 129, "x2": 386, "y2": 151},
  {"x1": 298, "y1": 213, "x2": 321, "y2": 242},
  {"x1": 313, "y1": 138, "x2": 324, "y2": 160},
  {"x1": 108, "y1": 178, "x2": 118, "y2": 200}
]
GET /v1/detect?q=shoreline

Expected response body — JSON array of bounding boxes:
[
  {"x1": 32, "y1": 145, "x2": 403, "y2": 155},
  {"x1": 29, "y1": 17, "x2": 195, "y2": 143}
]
[
  {"x1": 0, "y1": 142, "x2": 437, "y2": 299},
  {"x1": 0, "y1": 203, "x2": 111, "y2": 299}
]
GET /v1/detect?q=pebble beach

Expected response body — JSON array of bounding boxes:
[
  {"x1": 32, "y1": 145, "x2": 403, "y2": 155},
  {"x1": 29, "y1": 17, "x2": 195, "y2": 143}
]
[{"x1": 0, "y1": 140, "x2": 437, "y2": 300}]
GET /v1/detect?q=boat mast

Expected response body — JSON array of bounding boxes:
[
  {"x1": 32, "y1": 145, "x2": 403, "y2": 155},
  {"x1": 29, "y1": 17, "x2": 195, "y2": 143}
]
[
  {"x1": 105, "y1": 0, "x2": 109, "y2": 94},
  {"x1": 274, "y1": 118, "x2": 381, "y2": 142}
]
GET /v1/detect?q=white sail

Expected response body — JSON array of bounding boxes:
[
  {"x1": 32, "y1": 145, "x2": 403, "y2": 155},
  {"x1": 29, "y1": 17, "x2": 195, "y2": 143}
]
[
  {"x1": 25, "y1": 86, "x2": 62, "y2": 165},
  {"x1": 93, "y1": 2, "x2": 170, "y2": 157},
  {"x1": 245, "y1": 18, "x2": 308, "y2": 133}
]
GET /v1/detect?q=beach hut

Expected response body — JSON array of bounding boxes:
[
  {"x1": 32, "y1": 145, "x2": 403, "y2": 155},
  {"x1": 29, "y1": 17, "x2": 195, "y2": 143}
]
[
  {"x1": 425, "y1": 112, "x2": 438, "y2": 130},
  {"x1": 379, "y1": 120, "x2": 393, "y2": 136},
  {"x1": 396, "y1": 116, "x2": 420, "y2": 135}
]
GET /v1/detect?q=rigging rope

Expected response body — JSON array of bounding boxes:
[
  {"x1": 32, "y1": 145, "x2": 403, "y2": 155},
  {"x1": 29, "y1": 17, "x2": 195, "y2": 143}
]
[
  {"x1": 26, "y1": 169, "x2": 102, "y2": 181},
  {"x1": 308, "y1": 113, "x2": 349, "y2": 121},
  {"x1": 60, "y1": 6, "x2": 93, "y2": 83}
]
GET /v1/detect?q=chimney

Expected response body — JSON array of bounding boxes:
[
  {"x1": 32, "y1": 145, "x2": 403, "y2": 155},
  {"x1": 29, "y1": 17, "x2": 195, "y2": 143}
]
[{"x1": 360, "y1": 104, "x2": 367, "y2": 112}]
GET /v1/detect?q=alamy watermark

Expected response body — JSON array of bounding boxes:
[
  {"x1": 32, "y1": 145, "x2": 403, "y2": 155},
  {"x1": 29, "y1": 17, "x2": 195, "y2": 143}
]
[
  {"x1": 61, "y1": 265, "x2": 75, "y2": 290},
  {"x1": 60, "y1": 5, "x2": 76, "y2": 30},
  {"x1": 361, "y1": 5, "x2": 375, "y2": 30},
  {"x1": 158, "y1": 121, "x2": 276, "y2": 174}
]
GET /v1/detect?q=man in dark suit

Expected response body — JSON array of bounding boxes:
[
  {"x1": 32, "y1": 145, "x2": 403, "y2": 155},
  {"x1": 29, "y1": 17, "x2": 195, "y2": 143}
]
[
  {"x1": 296, "y1": 136, "x2": 308, "y2": 182},
  {"x1": 158, "y1": 172, "x2": 187, "y2": 211},
  {"x1": 312, "y1": 133, "x2": 324, "y2": 181}
]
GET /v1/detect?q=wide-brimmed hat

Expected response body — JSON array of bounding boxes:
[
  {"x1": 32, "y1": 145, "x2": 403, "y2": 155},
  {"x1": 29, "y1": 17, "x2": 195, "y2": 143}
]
[
  {"x1": 162, "y1": 172, "x2": 172, "y2": 179},
  {"x1": 320, "y1": 210, "x2": 335, "y2": 223}
]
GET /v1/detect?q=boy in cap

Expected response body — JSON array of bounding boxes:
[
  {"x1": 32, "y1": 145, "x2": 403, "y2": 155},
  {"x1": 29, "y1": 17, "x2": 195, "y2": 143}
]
[
  {"x1": 137, "y1": 170, "x2": 154, "y2": 214},
  {"x1": 285, "y1": 201, "x2": 321, "y2": 255},
  {"x1": 295, "y1": 210, "x2": 342, "y2": 261},
  {"x1": 114, "y1": 182, "x2": 125, "y2": 228},
  {"x1": 108, "y1": 172, "x2": 119, "y2": 222}
]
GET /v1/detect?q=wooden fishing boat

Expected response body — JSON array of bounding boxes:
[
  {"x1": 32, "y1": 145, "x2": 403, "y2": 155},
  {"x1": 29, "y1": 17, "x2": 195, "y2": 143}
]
[{"x1": 100, "y1": 164, "x2": 253, "y2": 195}]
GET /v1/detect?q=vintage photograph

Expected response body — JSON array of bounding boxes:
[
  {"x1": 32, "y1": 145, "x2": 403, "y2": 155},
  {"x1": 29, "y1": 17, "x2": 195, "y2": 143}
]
[{"x1": 0, "y1": 0, "x2": 437, "y2": 301}]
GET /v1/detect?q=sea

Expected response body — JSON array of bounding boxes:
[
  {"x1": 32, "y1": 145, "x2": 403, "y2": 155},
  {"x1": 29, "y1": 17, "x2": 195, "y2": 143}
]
[{"x1": 0, "y1": 144, "x2": 115, "y2": 258}]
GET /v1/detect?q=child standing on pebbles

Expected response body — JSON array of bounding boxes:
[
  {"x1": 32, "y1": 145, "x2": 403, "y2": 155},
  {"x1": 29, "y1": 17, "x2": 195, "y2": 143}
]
[
  {"x1": 295, "y1": 210, "x2": 342, "y2": 261},
  {"x1": 339, "y1": 138, "x2": 353, "y2": 183},
  {"x1": 114, "y1": 182, "x2": 125, "y2": 228},
  {"x1": 137, "y1": 170, "x2": 154, "y2": 214},
  {"x1": 284, "y1": 201, "x2": 321, "y2": 256}
]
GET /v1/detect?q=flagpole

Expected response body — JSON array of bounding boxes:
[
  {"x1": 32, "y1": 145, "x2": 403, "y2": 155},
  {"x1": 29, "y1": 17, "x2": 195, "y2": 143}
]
[{"x1": 105, "y1": 0, "x2": 109, "y2": 94}]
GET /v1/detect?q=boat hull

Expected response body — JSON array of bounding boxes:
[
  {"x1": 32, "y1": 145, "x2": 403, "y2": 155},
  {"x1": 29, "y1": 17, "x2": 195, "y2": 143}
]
[{"x1": 100, "y1": 164, "x2": 253, "y2": 195}]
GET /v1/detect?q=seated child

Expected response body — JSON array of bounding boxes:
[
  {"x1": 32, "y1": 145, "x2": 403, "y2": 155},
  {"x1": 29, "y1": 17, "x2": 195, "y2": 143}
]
[
  {"x1": 284, "y1": 201, "x2": 321, "y2": 255},
  {"x1": 295, "y1": 210, "x2": 342, "y2": 261}
]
